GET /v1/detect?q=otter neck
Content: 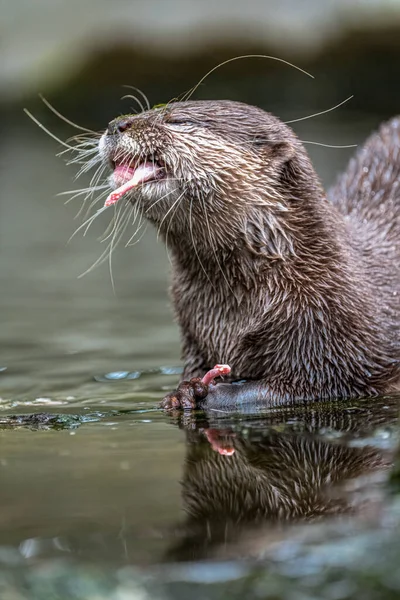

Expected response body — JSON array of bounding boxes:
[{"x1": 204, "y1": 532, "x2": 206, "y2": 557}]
[{"x1": 164, "y1": 189, "x2": 352, "y2": 299}]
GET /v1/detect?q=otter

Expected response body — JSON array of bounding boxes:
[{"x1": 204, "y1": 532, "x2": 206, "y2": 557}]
[{"x1": 98, "y1": 100, "x2": 400, "y2": 410}]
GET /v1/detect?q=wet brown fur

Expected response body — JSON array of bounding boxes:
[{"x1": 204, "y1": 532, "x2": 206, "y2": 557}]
[{"x1": 101, "y1": 101, "x2": 400, "y2": 407}]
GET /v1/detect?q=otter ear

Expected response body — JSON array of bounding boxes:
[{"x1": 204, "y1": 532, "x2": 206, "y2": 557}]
[{"x1": 256, "y1": 140, "x2": 295, "y2": 163}]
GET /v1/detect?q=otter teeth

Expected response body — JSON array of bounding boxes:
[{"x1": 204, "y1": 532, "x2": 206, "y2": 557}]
[{"x1": 105, "y1": 162, "x2": 161, "y2": 207}]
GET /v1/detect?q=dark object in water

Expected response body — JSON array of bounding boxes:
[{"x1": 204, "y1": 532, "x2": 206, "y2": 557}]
[{"x1": 0, "y1": 412, "x2": 82, "y2": 430}]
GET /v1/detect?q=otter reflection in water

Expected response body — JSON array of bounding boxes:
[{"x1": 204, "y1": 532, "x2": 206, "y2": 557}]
[{"x1": 166, "y1": 401, "x2": 396, "y2": 562}]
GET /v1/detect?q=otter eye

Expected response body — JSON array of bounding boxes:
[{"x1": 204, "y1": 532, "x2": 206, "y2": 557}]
[
  {"x1": 166, "y1": 118, "x2": 197, "y2": 126},
  {"x1": 253, "y1": 136, "x2": 268, "y2": 146}
]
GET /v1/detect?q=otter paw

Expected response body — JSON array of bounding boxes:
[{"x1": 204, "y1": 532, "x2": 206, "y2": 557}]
[
  {"x1": 160, "y1": 377, "x2": 208, "y2": 411},
  {"x1": 160, "y1": 365, "x2": 232, "y2": 411}
]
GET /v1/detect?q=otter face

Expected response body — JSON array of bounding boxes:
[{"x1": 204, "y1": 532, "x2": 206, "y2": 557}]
[
  {"x1": 99, "y1": 100, "x2": 296, "y2": 230},
  {"x1": 99, "y1": 107, "x2": 182, "y2": 220}
]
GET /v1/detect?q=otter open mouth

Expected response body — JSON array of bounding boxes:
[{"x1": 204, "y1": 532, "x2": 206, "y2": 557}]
[{"x1": 105, "y1": 159, "x2": 165, "y2": 207}]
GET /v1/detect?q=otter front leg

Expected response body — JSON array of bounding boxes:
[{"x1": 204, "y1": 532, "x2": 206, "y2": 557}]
[
  {"x1": 160, "y1": 372, "x2": 288, "y2": 411},
  {"x1": 198, "y1": 379, "x2": 280, "y2": 410},
  {"x1": 160, "y1": 365, "x2": 231, "y2": 410}
]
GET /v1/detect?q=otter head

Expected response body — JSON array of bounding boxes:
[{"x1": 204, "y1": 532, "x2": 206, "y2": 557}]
[{"x1": 99, "y1": 100, "x2": 315, "y2": 252}]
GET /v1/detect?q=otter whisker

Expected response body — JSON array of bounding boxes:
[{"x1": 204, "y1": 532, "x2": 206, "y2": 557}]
[
  {"x1": 284, "y1": 96, "x2": 354, "y2": 125},
  {"x1": 80, "y1": 189, "x2": 110, "y2": 221},
  {"x1": 87, "y1": 161, "x2": 108, "y2": 189},
  {"x1": 99, "y1": 214, "x2": 118, "y2": 243},
  {"x1": 71, "y1": 163, "x2": 108, "y2": 219},
  {"x1": 101, "y1": 198, "x2": 137, "y2": 244},
  {"x1": 95, "y1": 202, "x2": 127, "y2": 255},
  {"x1": 145, "y1": 191, "x2": 173, "y2": 214},
  {"x1": 121, "y1": 94, "x2": 144, "y2": 114},
  {"x1": 68, "y1": 141, "x2": 101, "y2": 152},
  {"x1": 59, "y1": 185, "x2": 109, "y2": 206},
  {"x1": 163, "y1": 193, "x2": 185, "y2": 266},
  {"x1": 122, "y1": 85, "x2": 151, "y2": 111},
  {"x1": 81, "y1": 199, "x2": 111, "y2": 235},
  {"x1": 188, "y1": 198, "x2": 216, "y2": 290},
  {"x1": 61, "y1": 141, "x2": 102, "y2": 176},
  {"x1": 125, "y1": 210, "x2": 148, "y2": 247},
  {"x1": 145, "y1": 182, "x2": 184, "y2": 214},
  {"x1": 110, "y1": 202, "x2": 134, "y2": 254},
  {"x1": 125, "y1": 199, "x2": 144, "y2": 244},
  {"x1": 301, "y1": 140, "x2": 358, "y2": 149},
  {"x1": 89, "y1": 162, "x2": 108, "y2": 187},
  {"x1": 109, "y1": 202, "x2": 133, "y2": 292},
  {"x1": 157, "y1": 191, "x2": 185, "y2": 239},
  {"x1": 39, "y1": 95, "x2": 99, "y2": 134},
  {"x1": 76, "y1": 202, "x2": 132, "y2": 286},
  {"x1": 24, "y1": 109, "x2": 79, "y2": 150},
  {"x1": 182, "y1": 55, "x2": 314, "y2": 103},
  {"x1": 75, "y1": 156, "x2": 103, "y2": 179},
  {"x1": 200, "y1": 194, "x2": 238, "y2": 302},
  {"x1": 67, "y1": 155, "x2": 100, "y2": 169},
  {"x1": 67, "y1": 131, "x2": 101, "y2": 142},
  {"x1": 63, "y1": 151, "x2": 100, "y2": 168},
  {"x1": 67, "y1": 206, "x2": 108, "y2": 243},
  {"x1": 126, "y1": 223, "x2": 148, "y2": 247},
  {"x1": 58, "y1": 185, "x2": 109, "y2": 198},
  {"x1": 61, "y1": 141, "x2": 99, "y2": 155},
  {"x1": 237, "y1": 137, "x2": 357, "y2": 151}
]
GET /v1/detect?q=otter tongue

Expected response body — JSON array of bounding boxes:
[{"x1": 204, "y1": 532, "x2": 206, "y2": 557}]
[{"x1": 105, "y1": 162, "x2": 159, "y2": 207}]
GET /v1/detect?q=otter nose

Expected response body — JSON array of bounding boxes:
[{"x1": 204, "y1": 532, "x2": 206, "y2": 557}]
[{"x1": 107, "y1": 117, "x2": 135, "y2": 135}]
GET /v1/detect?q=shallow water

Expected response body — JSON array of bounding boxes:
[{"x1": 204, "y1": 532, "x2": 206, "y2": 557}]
[{"x1": 1, "y1": 116, "x2": 400, "y2": 597}]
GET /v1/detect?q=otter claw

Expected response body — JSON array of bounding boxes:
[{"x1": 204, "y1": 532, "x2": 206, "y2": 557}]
[
  {"x1": 159, "y1": 393, "x2": 182, "y2": 411},
  {"x1": 160, "y1": 378, "x2": 206, "y2": 411},
  {"x1": 160, "y1": 364, "x2": 231, "y2": 411}
]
